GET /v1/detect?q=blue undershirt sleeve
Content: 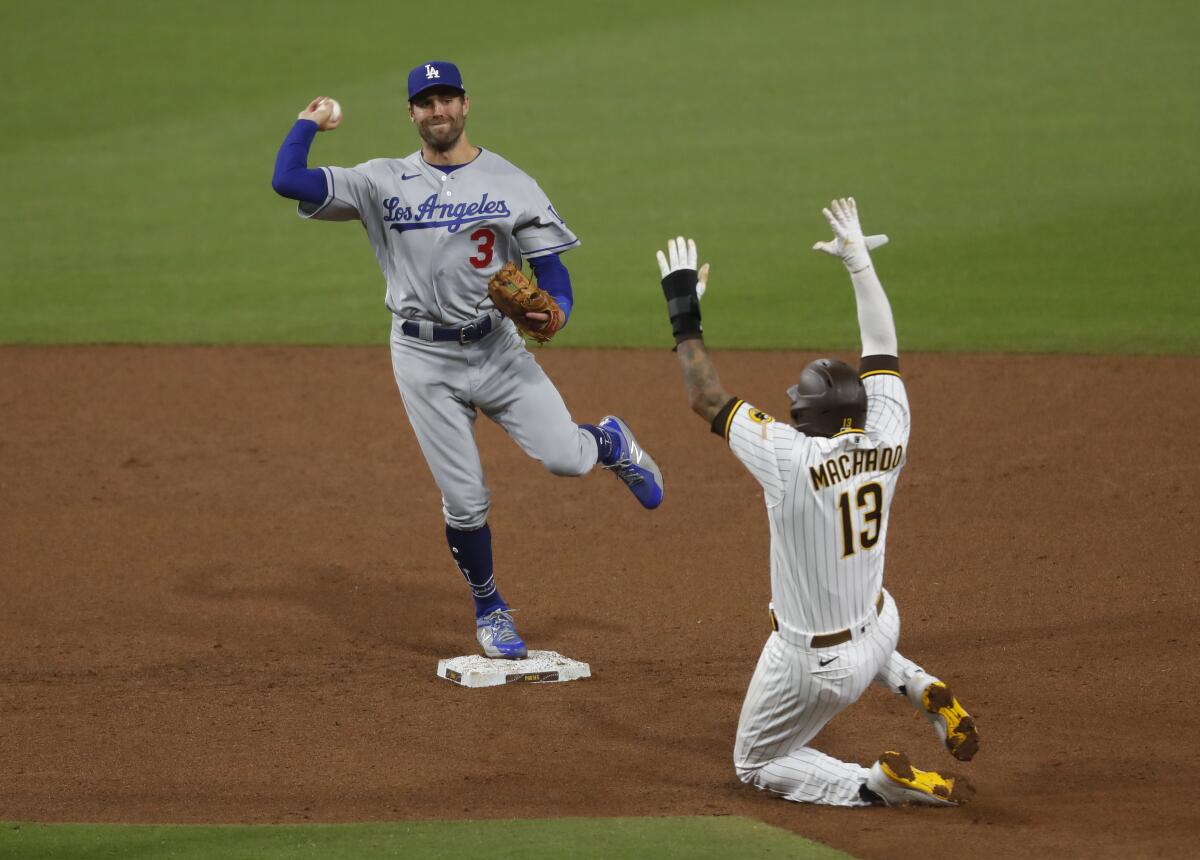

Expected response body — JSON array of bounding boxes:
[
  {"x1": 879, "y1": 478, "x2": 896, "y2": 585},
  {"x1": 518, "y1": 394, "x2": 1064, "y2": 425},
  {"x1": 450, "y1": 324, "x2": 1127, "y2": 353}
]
[
  {"x1": 529, "y1": 253, "x2": 573, "y2": 324},
  {"x1": 271, "y1": 119, "x2": 328, "y2": 204}
]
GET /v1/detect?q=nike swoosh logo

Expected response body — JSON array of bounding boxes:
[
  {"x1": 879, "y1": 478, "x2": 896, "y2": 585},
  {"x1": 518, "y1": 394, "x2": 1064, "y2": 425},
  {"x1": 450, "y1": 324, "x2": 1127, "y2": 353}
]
[
  {"x1": 401, "y1": 172, "x2": 420, "y2": 180},
  {"x1": 818, "y1": 656, "x2": 838, "y2": 667}
]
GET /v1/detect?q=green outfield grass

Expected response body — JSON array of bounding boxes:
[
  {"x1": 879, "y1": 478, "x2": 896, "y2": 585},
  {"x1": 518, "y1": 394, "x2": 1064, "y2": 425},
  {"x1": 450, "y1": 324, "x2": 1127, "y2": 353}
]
[
  {"x1": 0, "y1": 817, "x2": 853, "y2": 860},
  {"x1": 2, "y1": 0, "x2": 1196, "y2": 352}
]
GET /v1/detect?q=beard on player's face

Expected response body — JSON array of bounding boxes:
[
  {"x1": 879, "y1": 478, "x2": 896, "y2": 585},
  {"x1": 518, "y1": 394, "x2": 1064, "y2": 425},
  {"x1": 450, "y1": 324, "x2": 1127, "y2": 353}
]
[
  {"x1": 419, "y1": 115, "x2": 465, "y2": 151},
  {"x1": 412, "y1": 92, "x2": 468, "y2": 152}
]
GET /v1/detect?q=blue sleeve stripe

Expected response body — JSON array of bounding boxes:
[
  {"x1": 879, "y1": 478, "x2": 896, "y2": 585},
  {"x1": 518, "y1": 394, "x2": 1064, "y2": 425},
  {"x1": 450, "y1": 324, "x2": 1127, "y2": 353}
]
[
  {"x1": 300, "y1": 167, "x2": 337, "y2": 218},
  {"x1": 525, "y1": 238, "x2": 581, "y2": 257}
]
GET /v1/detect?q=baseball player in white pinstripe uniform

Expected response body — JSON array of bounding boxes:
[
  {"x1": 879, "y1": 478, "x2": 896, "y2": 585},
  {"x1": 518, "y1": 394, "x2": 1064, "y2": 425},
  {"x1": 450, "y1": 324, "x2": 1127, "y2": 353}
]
[{"x1": 655, "y1": 198, "x2": 979, "y2": 807}]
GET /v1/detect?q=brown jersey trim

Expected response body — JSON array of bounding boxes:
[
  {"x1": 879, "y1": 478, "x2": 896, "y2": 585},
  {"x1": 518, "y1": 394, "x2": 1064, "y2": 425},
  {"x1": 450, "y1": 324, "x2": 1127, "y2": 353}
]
[
  {"x1": 710, "y1": 397, "x2": 743, "y2": 440},
  {"x1": 859, "y1": 354, "x2": 900, "y2": 376}
]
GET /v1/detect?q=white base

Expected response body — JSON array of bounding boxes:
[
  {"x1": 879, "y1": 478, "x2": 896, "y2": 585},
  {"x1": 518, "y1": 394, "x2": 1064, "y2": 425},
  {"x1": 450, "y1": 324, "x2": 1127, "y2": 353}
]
[{"x1": 437, "y1": 650, "x2": 592, "y2": 688}]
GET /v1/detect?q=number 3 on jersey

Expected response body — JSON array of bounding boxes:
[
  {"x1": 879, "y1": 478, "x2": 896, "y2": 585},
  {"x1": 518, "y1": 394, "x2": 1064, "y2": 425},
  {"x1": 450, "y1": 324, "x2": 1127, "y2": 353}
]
[
  {"x1": 838, "y1": 482, "x2": 883, "y2": 558},
  {"x1": 469, "y1": 228, "x2": 495, "y2": 269}
]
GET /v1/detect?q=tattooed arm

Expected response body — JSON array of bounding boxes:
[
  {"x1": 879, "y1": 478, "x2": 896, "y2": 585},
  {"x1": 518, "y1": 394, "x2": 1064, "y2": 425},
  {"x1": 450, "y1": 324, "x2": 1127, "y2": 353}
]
[{"x1": 675, "y1": 338, "x2": 732, "y2": 422}]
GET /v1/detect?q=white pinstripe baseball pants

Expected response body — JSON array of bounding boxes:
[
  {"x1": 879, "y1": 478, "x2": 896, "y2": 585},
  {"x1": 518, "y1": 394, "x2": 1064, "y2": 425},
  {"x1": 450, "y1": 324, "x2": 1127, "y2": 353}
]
[{"x1": 733, "y1": 590, "x2": 929, "y2": 806}]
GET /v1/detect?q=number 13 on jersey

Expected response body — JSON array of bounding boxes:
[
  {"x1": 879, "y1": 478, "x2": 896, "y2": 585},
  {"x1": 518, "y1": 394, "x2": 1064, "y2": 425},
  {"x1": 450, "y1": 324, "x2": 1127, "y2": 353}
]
[{"x1": 838, "y1": 481, "x2": 883, "y2": 558}]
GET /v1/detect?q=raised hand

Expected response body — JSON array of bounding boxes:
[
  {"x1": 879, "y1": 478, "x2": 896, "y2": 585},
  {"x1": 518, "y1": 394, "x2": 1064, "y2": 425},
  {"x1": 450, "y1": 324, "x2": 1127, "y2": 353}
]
[
  {"x1": 656, "y1": 236, "x2": 710, "y2": 299},
  {"x1": 812, "y1": 197, "x2": 888, "y2": 273}
]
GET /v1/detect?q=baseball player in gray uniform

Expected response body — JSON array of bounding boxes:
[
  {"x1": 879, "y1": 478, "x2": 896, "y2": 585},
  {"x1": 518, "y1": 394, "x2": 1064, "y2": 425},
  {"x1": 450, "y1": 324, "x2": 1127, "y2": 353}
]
[
  {"x1": 654, "y1": 198, "x2": 979, "y2": 807},
  {"x1": 271, "y1": 61, "x2": 664, "y2": 660}
]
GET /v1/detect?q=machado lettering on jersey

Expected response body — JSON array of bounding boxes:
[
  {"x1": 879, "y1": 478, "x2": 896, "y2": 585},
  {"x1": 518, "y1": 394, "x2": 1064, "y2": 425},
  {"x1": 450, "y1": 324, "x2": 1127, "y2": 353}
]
[
  {"x1": 809, "y1": 444, "x2": 905, "y2": 491},
  {"x1": 384, "y1": 193, "x2": 512, "y2": 234}
]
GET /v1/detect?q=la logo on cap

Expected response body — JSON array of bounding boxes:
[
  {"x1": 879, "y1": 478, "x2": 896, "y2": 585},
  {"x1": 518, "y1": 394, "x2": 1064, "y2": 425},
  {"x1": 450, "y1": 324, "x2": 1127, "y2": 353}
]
[{"x1": 407, "y1": 61, "x2": 463, "y2": 101}]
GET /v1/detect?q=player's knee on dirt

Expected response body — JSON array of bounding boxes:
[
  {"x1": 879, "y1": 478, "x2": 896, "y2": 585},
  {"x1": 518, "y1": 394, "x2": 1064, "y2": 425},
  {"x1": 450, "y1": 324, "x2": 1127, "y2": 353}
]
[
  {"x1": 734, "y1": 763, "x2": 763, "y2": 787},
  {"x1": 733, "y1": 744, "x2": 766, "y2": 786}
]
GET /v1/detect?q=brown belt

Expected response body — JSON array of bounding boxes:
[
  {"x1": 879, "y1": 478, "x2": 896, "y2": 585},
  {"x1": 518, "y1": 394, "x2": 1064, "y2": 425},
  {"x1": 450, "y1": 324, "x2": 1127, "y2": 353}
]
[{"x1": 772, "y1": 591, "x2": 885, "y2": 648}]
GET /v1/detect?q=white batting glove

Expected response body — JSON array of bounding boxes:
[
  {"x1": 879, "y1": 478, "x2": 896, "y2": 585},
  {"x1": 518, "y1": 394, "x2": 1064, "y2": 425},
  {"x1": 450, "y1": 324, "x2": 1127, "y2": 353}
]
[
  {"x1": 812, "y1": 197, "x2": 888, "y2": 274},
  {"x1": 655, "y1": 236, "x2": 710, "y2": 299}
]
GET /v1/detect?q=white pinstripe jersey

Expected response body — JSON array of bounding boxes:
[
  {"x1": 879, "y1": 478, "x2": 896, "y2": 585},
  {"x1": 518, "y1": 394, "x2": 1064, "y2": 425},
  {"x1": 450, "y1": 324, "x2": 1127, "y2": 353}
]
[{"x1": 719, "y1": 365, "x2": 909, "y2": 635}]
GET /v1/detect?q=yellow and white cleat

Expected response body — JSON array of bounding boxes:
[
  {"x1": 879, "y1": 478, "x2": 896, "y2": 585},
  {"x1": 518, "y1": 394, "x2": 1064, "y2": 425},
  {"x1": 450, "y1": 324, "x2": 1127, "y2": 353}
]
[
  {"x1": 922, "y1": 681, "x2": 980, "y2": 762},
  {"x1": 866, "y1": 751, "x2": 975, "y2": 807}
]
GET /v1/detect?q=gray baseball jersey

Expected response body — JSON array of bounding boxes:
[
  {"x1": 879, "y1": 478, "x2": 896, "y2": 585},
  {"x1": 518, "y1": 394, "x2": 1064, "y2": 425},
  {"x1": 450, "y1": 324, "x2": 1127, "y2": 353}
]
[
  {"x1": 726, "y1": 367, "x2": 946, "y2": 806},
  {"x1": 296, "y1": 147, "x2": 597, "y2": 533},
  {"x1": 299, "y1": 149, "x2": 579, "y2": 321}
]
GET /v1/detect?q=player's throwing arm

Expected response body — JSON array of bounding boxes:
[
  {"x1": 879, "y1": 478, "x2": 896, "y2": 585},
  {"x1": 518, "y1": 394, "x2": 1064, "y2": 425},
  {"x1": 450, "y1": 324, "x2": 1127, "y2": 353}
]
[{"x1": 270, "y1": 63, "x2": 668, "y2": 666}]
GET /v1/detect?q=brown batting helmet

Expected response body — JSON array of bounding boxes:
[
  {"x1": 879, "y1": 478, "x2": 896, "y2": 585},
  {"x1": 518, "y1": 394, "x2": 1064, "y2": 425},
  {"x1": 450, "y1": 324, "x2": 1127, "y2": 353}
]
[{"x1": 787, "y1": 359, "x2": 867, "y2": 437}]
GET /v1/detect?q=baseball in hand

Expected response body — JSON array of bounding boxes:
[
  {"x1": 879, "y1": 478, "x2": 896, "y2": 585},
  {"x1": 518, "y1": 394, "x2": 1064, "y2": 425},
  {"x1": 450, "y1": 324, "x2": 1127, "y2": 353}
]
[{"x1": 301, "y1": 96, "x2": 343, "y2": 130}]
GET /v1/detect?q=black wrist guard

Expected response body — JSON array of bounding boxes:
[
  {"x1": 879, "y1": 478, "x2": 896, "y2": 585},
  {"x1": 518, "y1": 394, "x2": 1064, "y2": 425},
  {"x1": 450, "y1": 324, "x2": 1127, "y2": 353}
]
[{"x1": 661, "y1": 269, "x2": 702, "y2": 343}]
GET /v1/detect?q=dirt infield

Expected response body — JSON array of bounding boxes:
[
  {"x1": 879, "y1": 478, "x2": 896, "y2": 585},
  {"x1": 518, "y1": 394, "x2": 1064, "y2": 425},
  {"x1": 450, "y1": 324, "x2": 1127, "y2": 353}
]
[{"x1": 1, "y1": 346, "x2": 1197, "y2": 859}]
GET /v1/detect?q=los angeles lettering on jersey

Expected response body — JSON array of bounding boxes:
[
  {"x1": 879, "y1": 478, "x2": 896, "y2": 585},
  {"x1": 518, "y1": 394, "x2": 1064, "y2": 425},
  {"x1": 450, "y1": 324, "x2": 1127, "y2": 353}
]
[
  {"x1": 809, "y1": 445, "x2": 905, "y2": 491},
  {"x1": 383, "y1": 193, "x2": 511, "y2": 233}
]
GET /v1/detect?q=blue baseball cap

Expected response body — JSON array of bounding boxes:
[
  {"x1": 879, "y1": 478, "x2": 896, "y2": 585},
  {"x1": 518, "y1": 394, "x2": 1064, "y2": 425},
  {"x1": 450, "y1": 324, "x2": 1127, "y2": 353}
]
[{"x1": 408, "y1": 61, "x2": 465, "y2": 101}]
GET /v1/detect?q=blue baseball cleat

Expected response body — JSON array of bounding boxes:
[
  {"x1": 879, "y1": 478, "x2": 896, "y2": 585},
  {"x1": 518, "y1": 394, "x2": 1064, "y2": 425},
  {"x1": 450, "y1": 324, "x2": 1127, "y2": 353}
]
[
  {"x1": 599, "y1": 415, "x2": 664, "y2": 510},
  {"x1": 476, "y1": 608, "x2": 528, "y2": 660}
]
